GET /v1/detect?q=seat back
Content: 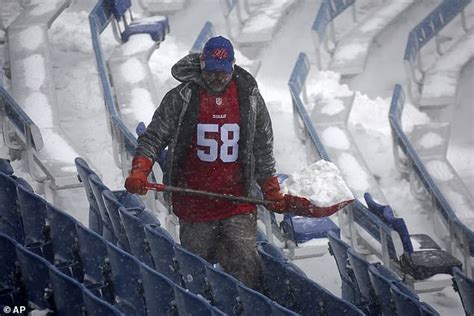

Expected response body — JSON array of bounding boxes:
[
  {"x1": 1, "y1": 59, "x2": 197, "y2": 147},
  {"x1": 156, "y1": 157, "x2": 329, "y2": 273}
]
[
  {"x1": 258, "y1": 246, "x2": 295, "y2": 309},
  {"x1": 0, "y1": 158, "x2": 14, "y2": 175},
  {"x1": 15, "y1": 245, "x2": 53, "y2": 310},
  {"x1": 47, "y1": 205, "x2": 83, "y2": 281},
  {"x1": 389, "y1": 282, "x2": 421, "y2": 316},
  {"x1": 236, "y1": 282, "x2": 273, "y2": 315},
  {"x1": 327, "y1": 231, "x2": 362, "y2": 305},
  {"x1": 144, "y1": 223, "x2": 181, "y2": 284},
  {"x1": 49, "y1": 265, "x2": 85, "y2": 315},
  {"x1": 89, "y1": 174, "x2": 116, "y2": 243},
  {"x1": 106, "y1": 243, "x2": 146, "y2": 315},
  {"x1": 175, "y1": 245, "x2": 211, "y2": 299},
  {"x1": 83, "y1": 288, "x2": 125, "y2": 316},
  {"x1": 205, "y1": 265, "x2": 241, "y2": 315},
  {"x1": 286, "y1": 267, "x2": 364, "y2": 316},
  {"x1": 140, "y1": 263, "x2": 176, "y2": 316},
  {"x1": 453, "y1": 267, "x2": 474, "y2": 315},
  {"x1": 75, "y1": 157, "x2": 102, "y2": 234},
  {"x1": 119, "y1": 207, "x2": 156, "y2": 267},
  {"x1": 367, "y1": 264, "x2": 400, "y2": 316},
  {"x1": 346, "y1": 247, "x2": 377, "y2": 313},
  {"x1": 0, "y1": 173, "x2": 23, "y2": 242},
  {"x1": 111, "y1": 0, "x2": 132, "y2": 19},
  {"x1": 75, "y1": 223, "x2": 114, "y2": 303},
  {"x1": 173, "y1": 285, "x2": 225, "y2": 316},
  {"x1": 102, "y1": 190, "x2": 130, "y2": 251},
  {"x1": 0, "y1": 233, "x2": 25, "y2": 307}
]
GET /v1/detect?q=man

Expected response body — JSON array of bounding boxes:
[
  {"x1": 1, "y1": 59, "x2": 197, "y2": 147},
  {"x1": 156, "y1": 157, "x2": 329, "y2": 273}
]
[{"x1": 124, "y1": 36, "x2": 285, "y2": 289}]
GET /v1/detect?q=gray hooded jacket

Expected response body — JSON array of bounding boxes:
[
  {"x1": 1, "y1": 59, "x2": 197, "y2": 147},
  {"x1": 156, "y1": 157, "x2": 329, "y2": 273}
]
[{"x1": 135, "y1": 53, "x2": 276, "y2": 198}]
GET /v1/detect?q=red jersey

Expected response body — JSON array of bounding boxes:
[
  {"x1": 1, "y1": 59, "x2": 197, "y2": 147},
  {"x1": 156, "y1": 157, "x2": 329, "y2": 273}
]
[{"x1": 172, "y1": 81, "x2": 256, "y2": 222}]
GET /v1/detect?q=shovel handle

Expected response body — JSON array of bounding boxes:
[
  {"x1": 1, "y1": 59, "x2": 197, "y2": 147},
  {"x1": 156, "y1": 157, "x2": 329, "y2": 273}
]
[{"x1": 145, "y1": 182, "x2": 271, "y2": 206}]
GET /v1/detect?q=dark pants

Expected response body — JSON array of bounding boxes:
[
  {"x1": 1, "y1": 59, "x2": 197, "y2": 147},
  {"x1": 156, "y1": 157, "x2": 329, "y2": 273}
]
[{"x1": 179, "y1": 212, "x2": 261, "y2": 289}]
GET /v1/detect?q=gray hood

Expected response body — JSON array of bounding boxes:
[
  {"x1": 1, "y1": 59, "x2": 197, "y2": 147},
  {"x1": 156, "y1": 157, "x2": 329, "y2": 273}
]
[{"x1": 171, "y1": 53, "x2": 207, "y2": 88}]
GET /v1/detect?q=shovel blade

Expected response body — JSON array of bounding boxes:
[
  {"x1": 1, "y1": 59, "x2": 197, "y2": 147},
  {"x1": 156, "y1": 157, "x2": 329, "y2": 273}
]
[{"x1": 285, "y1": 195, "x2": 353, "y2": 217}]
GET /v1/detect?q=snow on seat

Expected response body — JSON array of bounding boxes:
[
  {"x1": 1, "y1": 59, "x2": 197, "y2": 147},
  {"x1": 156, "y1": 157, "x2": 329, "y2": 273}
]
[
  {"x1": 290, "y1": 52, "x2": 386, "y2": 202},
  {"x1": 330, "y1": 0, "x2": 416, "y2": 75},
  {"x1": 407, "y1": 122, "x2": 450, "y2": 159},
  {"x1": 110, "y1": 0, "x2": 169, "y2": 43},
  {"x1": 221, "y1": 0, "x2": 298, "y2": 46},
  {"x1": 138, "y1": 0, "x2": 188, "y2": 14},
  {"x1": 5, "y1": 0, "x2": 94, "y2": 199},
  {"x1": 236, "y1": 0, "x2": 297, "y2": 45},
  {"x1": 420, "y1": 29, "x2": 474, "y2": 107}
]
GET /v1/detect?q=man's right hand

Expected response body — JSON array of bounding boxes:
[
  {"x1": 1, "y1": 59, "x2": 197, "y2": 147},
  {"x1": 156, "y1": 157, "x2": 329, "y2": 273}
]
[{"x1": 124, "y1": 156, "x2": 154, "y2": 195}]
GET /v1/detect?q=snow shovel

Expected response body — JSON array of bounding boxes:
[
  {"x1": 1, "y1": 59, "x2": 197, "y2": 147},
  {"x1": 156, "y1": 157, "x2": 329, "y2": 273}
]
[{"x1": 145, "y1": 182, "x2": 353, "y2": 218}]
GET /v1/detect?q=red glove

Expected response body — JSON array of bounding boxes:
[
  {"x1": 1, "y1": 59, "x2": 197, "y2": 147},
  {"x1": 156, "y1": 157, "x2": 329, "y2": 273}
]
[
  {"x1": 260, "y1": 176, "x2": 287, "y2": 213},
  {"x1": 124, "y1": 156, "x2": 153, "y2": 195}
]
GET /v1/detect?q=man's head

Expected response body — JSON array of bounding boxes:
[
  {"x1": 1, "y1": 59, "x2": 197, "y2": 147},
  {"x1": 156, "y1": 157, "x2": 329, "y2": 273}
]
[{"x1": 200, "y1": 36, "x2": 235, "y2": 94}]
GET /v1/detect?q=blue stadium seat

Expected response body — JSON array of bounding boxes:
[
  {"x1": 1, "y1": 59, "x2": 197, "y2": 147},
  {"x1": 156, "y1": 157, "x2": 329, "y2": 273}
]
[
  {"x1": 175, "y1": 245, "x2": 211, "y2": 299},
  {"x1": 119, "y1": 207, "x2": 157, "y2": 267},
  {"x1": 0, "y1": 159, "x2": 14, "y2": 175},
  {"x1": 140, "y1": 263, "x2": 177, "y2": 315},
  {"x1": 367, "y1": 263, "x2": 401, "y2": 316},
  {"x1": 327, "y1": 231, "x2": 363, "y2": 307},
  {"x1": 0, "y1": 172, "x2": 23, "y2": 242},
  {"x1": 205, "y1": 264, "x2": 241, "y2": 315},
  {"x1": 281, "y1": 215, "x2": 340, "y2": 244},
  {"x1": 47, "y1": 205, "x2": 83, "y2": 281},
  {"x1": 452, "y1": 267, "x2": 474, "y2": 315},
  {"x1": 257, "y1": 240, "x2": 287, "y2": 263},
  {"x1": 106, "y1": 243, "x2": 146, "y2": 315},
  {"x1": 83, "y1": 288, "x2": 125, "y2": 316},
  {"x1": 102, "y1": 190, "x2": 131, "y2": 251},
  {"x1": 419, "y1": 302, "x2": 440, "y2": 316},
  {"x1": 237, "y1": 282, "x2": 300, "y2": 316},
  {"x1": 0, "y1": 233, "x2": 26, "y2": 308},
  {"x1": 347, "y1": 247, "x2": 379, "y2": 315},
  {"x1": 15, "y1": 244, "x2": 53, "y2": 310},
  {"x1": 48, "y1": 265, "x2": 85, "y2": 315},
  {"x1": 75, "y1": 157, "x2": 103, "y2": 234},
  {"x1": 89, "y1": 174, "x2": 117, "y2": 244},
  {"x1": 144, "y1": 223, "x2": 181, "y2": 284},
  {"x1": 173, "y1": 285, "x2": 225, "y2": 316},
  {"x1": 16, "y1": 185, "x2": 53, "y2": 261},
  {"x1": 389, "y1": 282, "x2": 423, "y2": 316},
  {"x1": 110, "y1": 0, "x2": 169, "y2": 42},
  {"x1": 286, "y1": 266, "x2": 365, "y2": 315},
  {"x1": 76, "y1": 223, "x2": 114, "y2": 303},
  {"x1": 258, "y1": 245, "x2": 299, "y2": 310}
]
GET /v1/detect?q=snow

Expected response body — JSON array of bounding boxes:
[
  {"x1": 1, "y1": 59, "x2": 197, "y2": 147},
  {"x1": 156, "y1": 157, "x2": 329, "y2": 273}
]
[
  {"x1": 19, "y1": 25, "x2": 44, "y2": 50},
  {"x1": 321, "y1": 126, "x2": 350, "y2": 150},
  {"x1": 30, "y1": 2, "x2": 59, "y2": 16},
  {"x1": 281, "y1": 160, "x2": 354, "y2": 207},
  {"x1": 24, "y1": 54, "x2": 45, "y2": 90},
  {"x1": 120, "y1": 34, "x2": 157, "y2": 56},
  {"x1": 23, "y1": 92, "x2": 53, "y2": 127},
  {"x1": 337, "y1": 153, "x2": 370, "y2": 193},
  {"x1": 0, "y1": 0, "x2": 471, "y2": 314},
  {"x1": 419, "y1": 132, "x2": 444, "y2": 149},
  {"x1": 120, "y1": 57, "x2": 147, "y2": 83},
  {"x1": 425, "y1": 160, "x2": 454, "y2": 182}
]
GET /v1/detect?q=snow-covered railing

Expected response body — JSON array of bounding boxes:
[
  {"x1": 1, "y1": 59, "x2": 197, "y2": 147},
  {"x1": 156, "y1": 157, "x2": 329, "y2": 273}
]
[
  {"x1": 89, "y1": 0, "x2": 145, "y2": 176},
  {"x1": 311, "y1": 0, "x2": 356, "y2": 70},
  {"x1": 403, "y1": 0, "x2": 471, "y2": 105},
  {"x1": 389, "y1": 84, "x2": 474, "y2": 277}
]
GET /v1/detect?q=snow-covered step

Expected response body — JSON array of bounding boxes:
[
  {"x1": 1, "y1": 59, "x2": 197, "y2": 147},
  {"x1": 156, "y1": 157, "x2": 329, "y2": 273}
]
[
  {"x1": 330, "y1": 0, "x2": 416, "y2": 75},
  {"x1": 6, "y1": 0, "x2": 89, "y2": 195},
  {"x1": 420, "y1": 29, "x2": 474, "y2": 108},
  {"x1": 0, "y1": 0, "x2": 23, "y2": 31},
  {"x1": 138, "y1": 0, "x2": 188, "y2": 14}
]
